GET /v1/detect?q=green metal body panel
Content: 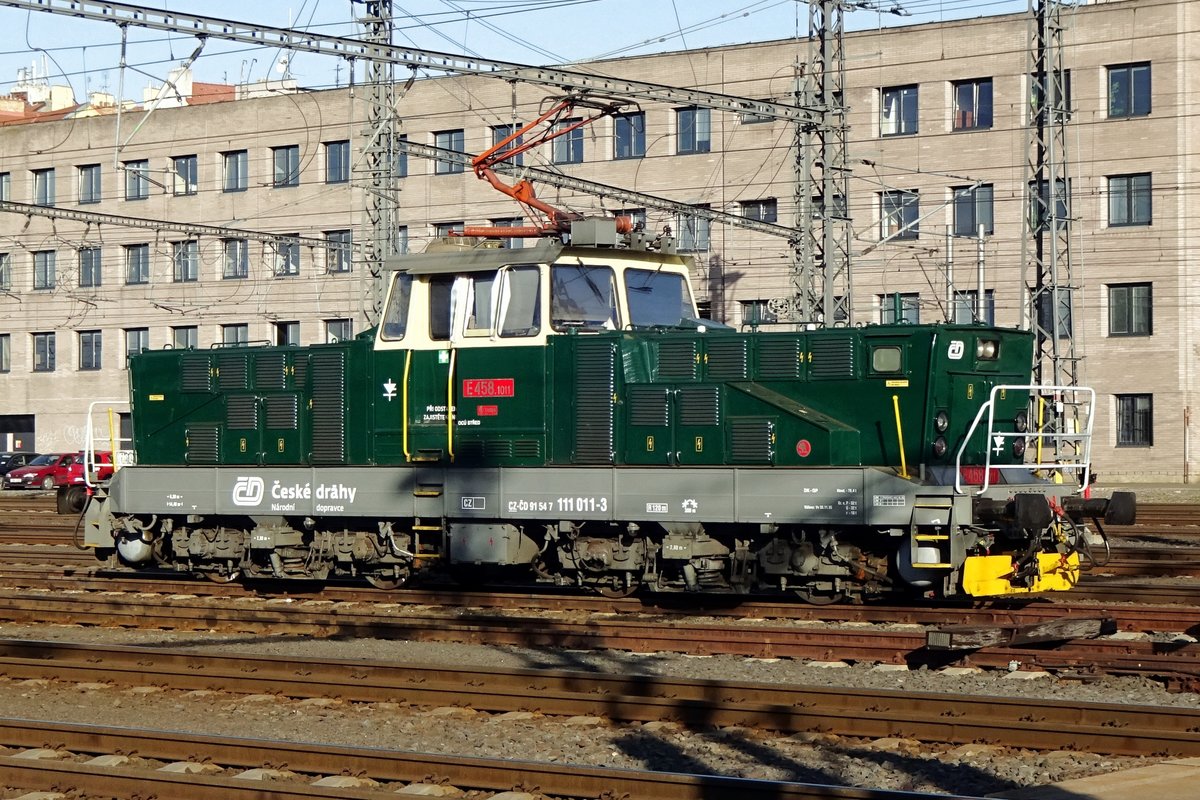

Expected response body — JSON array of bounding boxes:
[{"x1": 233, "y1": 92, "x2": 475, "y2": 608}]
[{"x1": 126, "y1": 323, "x2": 1034, "y2": 476}]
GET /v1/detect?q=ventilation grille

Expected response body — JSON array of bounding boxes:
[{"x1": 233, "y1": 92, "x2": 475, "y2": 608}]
[
  {"x1": 186, "y1": 425, "x2": 219, "y2": 464},
  {"x1": 657, "y1": 339, "x2": 697, "y2": 380},
  {"x1": 293, "y1": 356, "x2": 308, "y2": 387},
  {"x1": 218, "y1": 354, "x2": 249, "y2": 390},
  {"x1": 574, "y1": 341, "x2": 615, "y2": 464},
  {"x1": 707, "y1": 339, "x2": 748, "y2": 380},
  {"x1": 513, "y1": 439, "x2": 541, "y2": 459},
  {"x1": 265, "y1": 395, "x2": 298, "y2": 430},
  {"x1": 180, "y1": 354, "x2": 212, "y2": 392},
  {"x1": 679, "y1": 385, "x2": 720, "y2": 426},
  {"x1": 628, "y1": 386, "x2": 670, "y2": 427},
  {"x1": 257, "y1": 353, "x2": 287, "y2": 390},
  {"x1": 730, "y1": 417, "x2": 775, "y2": 464},
  {"x1": 311, "y1": 351, "x2": 346, "y2": 464},
  {"x1": 226, "y1": 395, "x2": 258, "y2": 430},
  {"x1": 759, "y1": 338, "x2": 803, "y2": 380},
  {"x1": 810, "y1": 337, "x2": 856, "y2": 379}
]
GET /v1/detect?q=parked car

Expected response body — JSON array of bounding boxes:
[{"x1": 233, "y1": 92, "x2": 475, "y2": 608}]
[
  {"x1": 3, "y1": 452, "x2": 78, "y2": 490},
  {"x1": 67, "y1": 451, "x2": 115, "y2": 485},
  {"x1": 0, "y1": 452, "x2": 39, "y2": 479}
]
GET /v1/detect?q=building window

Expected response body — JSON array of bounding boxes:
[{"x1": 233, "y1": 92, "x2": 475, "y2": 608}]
[
  {"x1": 274, "y1": 236, "x2": 300, "y2": 277},
  {"x1": 223, "y1": 150, "x2": 248, "y2": 192},
  {"x1": 1108, "y1": 173, "x2": 1151, "y2": 227},
  {"x1": 272, "y1": 145, "x2": 300, "y2": 187},
  {"x1": 396, "y1": 134, "x2": 408, "y2": 178},
  {"x1": 275, "y1": 321, "x2": 300, "y2": 346},
  {"x1": 1108, "y1": 283, "x2": 1152, "y2": 337},
  {"x1": 0, "y1": 252, "x2": 11, "y2": 290},
  {"x1": 171, "y1": 326, "x2": 197, "y2": 350},
  {"x1": 1031, "y1": 69, "x2": 1072, "y2": 115},
  {"x1": 434, "y1": 129, "x2": 465, "y2": 174},
  {"x1": 1035, "y1": 287, "x2": 1073, "y2": 339},
  {"x1": 172, "y1": 154, "x2": 198, "y2": 196},
  {"x1": 676, "y1": 107, "x2": 711, "y2": 154},
  {"x1": 124, "y1": 328, "x2": 149, "y2": 365},
  {"x1": 952, "y1": 78, "x2": 992, "y2": 130},
  {"x1": 326, "y1": 318, "x2": 353, "y2": 343},
  {"x1": 740, "y1": 299, "x2": 778, "y2": 326},
  {"x1": 613, "y1": 112, "x2": 645, "y2": 160},
  {"x1": 78, "y1": 164, "x2": 101, "y2": 204},
  {"x1": 33, "y1": 250, "x2": 55, "y2": 290},
  {"x1": 223, "y1": 238, "x2": 249, "y2": 279},
  {"x1": 490, "y1": 124, "x2": 523, "y2": 166},
  {"x1": 221, "y1": 324, "x2": 249, "y2": 346},
  {"x1": 325, "y1": 230, "x2": 351, "y2": 273},
  {"x1": 125, "y1": 244, "x2": 150, "y2": 285},
  {"x1": 1029, "y1": 178, "x2": 1070, "y2": 229},
  {"x1": 0, "y1": 333, "x2": 9, "y2": 372},
  {"x1": 32, "y1": 168, "x2": 55, "y2": 206},
  {"x1": 397, "y1": 225, "x2": 409, "y2": 254},
  {"x1": 879, "y1": 292, "x2": 921, "y2": 324},
  {"x1": 953, "y1": 184, "x2": 994, "y2": 236},
  {"x1": 124, "y1": 159, "x2": 150, "y2": 200},
  {"x1": 325, "y1": 140, "x2": 350, "y2": 184},
  {"x1": 1116, "y1": 394, "x2": 1152, "y2": 446},
  {"x1": 880, "y1": 85, "x2": 918, "y2": 136},
  {"x1": 678, "y1": 206, "x2": 711, "y2": 253},
  {"x1": 79, "y1": 330, "x2": 102, "y2": 370},
  {"x1": 173, "y1": 240, "x2": 199, "y2": 282},
  {"x1": 881, "y1": 190, "x2": 919, "y2": 239},
  {"x1": 0, "y1": 172, "x2": 9, "y2": 201},
  {"x1": 489, "y1": 217, "x2": 524, "y2": 250},
  {"x1": 740, "y1": 199, "x2": 777, "y2": 223},
  {"x1": 434, "y1": 221, "x2": 464, "y2": 238},
  {"x1": 1108, "y1": 62, "x2": 1150, "y2": 118},
  {"x1": 952, "y1": 290, "x2": 995, "y2": 324},
  {"x1": 78, "y1": 247, "x2": 102, "y2": 288},
  {"x1": 32, "y1": 332, "x2": 55, "y2": 372},
  {"x1": 552, "y1": 119, "x2": 584, "y2": 164}
]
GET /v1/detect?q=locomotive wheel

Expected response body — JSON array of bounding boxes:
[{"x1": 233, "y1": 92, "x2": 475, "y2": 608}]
[
  {"x1": 204, "y1": 570, "x2": 241, "y2": 584},
  {"x1": 365, "y1": 574, "x2": 408, "y2": 590},
  {"x1": 597, "y1": 583, "x2": 639, "y2": 599},
  {"x1": 793, "y1": 587, "x2": 847, "y2": 605}
]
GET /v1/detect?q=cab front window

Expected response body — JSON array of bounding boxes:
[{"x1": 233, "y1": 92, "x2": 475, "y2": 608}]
[
  {"x1": 551, "y1": 264, "x2": 619, "y2": 331},
  {"x1": 625, "y1": 268, "x2": 693, "y2": 327}
]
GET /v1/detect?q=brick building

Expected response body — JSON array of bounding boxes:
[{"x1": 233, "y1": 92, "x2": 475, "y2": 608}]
[{"x1": 0, "y1": 0, "x2": 1192, "y2": 481}]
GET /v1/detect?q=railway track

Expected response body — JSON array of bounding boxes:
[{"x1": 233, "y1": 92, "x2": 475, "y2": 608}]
[
  {"x1": 0, "y1": 716, "x2": 929, "y2": 800},
  {"x1": 0, "y1": 638, "x2": 1196, "y2": 758}
]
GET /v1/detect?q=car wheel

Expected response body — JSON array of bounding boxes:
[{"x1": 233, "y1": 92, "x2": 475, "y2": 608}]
[{"x1": 41, "y1": 476, "x2": 55, "y2": 490}]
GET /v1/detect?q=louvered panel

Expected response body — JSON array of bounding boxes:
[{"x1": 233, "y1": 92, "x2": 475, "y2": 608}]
[
  {"x1": 310, "y1": 351, "x2": 346, "y2": 464},
  {"x1": 226, "y1": 395, "x2": 258, "y2": 430},
  {"x1": 218, "y1": 353, "x2": 249, "y2": 390},
  {"x1": 265, "y1": 395, "x2": 298, "y2": 430},
  {"x1": 484, "y1": 439, "x2": 514, "y2": 460},
  {"x1": 186, "y1": 425, "x2": 219, "y2": 464},
  {"x1": 293, "y1": 356, "x2": 308, "y2": 387},
  {"x1": 657, "y1": 339, "x2": 697, "y2": 380},
  {"x1": 679, "y1": 385, "x2": 720, "y2": 426},
  {"x1": 628, "y1": 386, "x2": 670, "y2": 427},
  {"x1": 706, "y1": 339, "x2": 748, "y2": 380},
  {"x1": 730, "y1": 417, "x2": 774, "y2": 464},
  {"x1": 513, "y1": 439, "x2": 541, "y2": 459},
  {"x1": 758, "y1": 338, "x2": 802, "y2": 379},
  {"x1": 256, "y1": 353, "x2": 287, "y2": 390},
  {"x1": 810, "y1": 336, "x2": 856, "y2": 379},
  {"x1": 456, "y1": 441, "x2": 485, "y2": 461},
  {"x1": 180, "y1": 354, "x2": 212, "y2": 392},
  {"x1": 574, "y1": 341, "x2": 615, "y2": 464}
]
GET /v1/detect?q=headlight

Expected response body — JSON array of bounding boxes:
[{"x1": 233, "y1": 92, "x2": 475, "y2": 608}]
[
  {"x1": 1014, "y1": 410, "x2": 1029, "y2": 433},
  {"x1": 934, "y1": 410, "x2": 949, "y2": 433},
  {"x1": 976, "y1": 339, "x2": 999, "y2": 360},
  {"x1": 932, "y1": 437, "x2": 948, "y2": 458},
  {"x1": 1012, "y1": 438, "x2": 1027, "y2": 457}
]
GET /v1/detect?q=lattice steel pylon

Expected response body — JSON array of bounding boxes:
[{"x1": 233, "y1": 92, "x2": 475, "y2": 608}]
[
  {"x1": 776, "y1": 0, "x2": 852, "y2": 328},
  {"x1": 1021, "y1": 0, "x2": 1082, "y2": 461},
  {"x1": 356, "y1": 0, "x2": 399, "y2": 324}
]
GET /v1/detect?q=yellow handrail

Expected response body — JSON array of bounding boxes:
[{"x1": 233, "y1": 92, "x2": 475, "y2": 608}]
[
  {"x1": 892, "y1": 394, "x2": 909, "y2": 479},
  {"x1": 446, "y1": 348, "x2": 457, "y2": 462},
  {"x1": 401, "y1": 350, "x2": 412, "y2": 462}
]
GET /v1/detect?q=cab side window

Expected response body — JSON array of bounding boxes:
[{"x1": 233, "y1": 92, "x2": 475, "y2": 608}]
[
  {"x1": 499, "y1": 265, "x2": 541, "y2": 337},
  {"x1": 381, "y1": 273, "x2": 413, "y2": 341},
  {"x1": 551, "y1": 264, "x2": 619, "y2": 331}
]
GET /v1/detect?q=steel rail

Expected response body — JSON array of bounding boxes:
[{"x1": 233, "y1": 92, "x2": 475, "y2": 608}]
[
  {"x1": 0, "y1": 639, "x2": 1198, "y2": 757},
  {"x1": 0, "y1": 717, "x2": 963, "y2": 800}
]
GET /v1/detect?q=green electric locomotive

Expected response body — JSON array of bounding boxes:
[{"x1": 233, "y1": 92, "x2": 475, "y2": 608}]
[{"x1": 82, "y1": 220, "x2": 1130, "y2": 601}]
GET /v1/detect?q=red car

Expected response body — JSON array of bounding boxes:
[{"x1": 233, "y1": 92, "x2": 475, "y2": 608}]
[
  {"x1": 67, "y1": 451, "x2": 115, "y2": 485},
  {"x1": 3, "y1": 452, "x2": 78, "y2": 490}
]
